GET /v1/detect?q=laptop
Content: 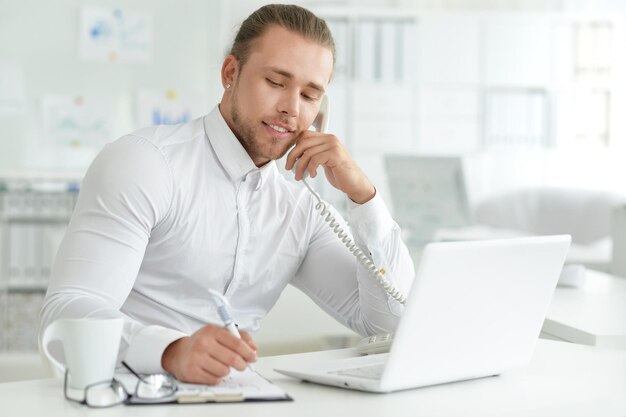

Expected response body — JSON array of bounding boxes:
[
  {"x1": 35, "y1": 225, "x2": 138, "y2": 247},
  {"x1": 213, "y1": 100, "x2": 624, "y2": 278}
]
[{"x1": 275, "y1": 235, "x2": 571, "y2": 393}]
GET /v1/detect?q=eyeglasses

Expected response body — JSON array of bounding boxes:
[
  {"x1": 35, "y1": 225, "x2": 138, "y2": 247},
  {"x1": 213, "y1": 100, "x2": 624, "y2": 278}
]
[
  {"x1": 123, "y1": 361, "x2": 178, "y2": 402},
  {"x1": 63, "y1": 362, "x2": 178, "y2": 408},
  {"x1": 63, "y1": 371, "x2": 127, "y2": 408}
]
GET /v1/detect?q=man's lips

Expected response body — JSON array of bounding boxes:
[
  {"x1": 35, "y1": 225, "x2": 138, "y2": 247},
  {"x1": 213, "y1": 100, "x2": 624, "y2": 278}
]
[{"x1": 262, "y1": 121, "x2": 295, "y2": 139}]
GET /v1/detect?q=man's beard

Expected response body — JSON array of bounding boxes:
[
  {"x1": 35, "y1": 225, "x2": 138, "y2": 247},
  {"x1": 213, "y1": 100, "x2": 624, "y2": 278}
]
[{"x1": 229, "y1": 90, "x2": 294, "y2": 164}]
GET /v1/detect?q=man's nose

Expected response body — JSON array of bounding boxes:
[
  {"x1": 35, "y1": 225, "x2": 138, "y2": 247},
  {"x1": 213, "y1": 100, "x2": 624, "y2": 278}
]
[{"x1": 277, "y1": 90, "x2": 300, "y2": 118}]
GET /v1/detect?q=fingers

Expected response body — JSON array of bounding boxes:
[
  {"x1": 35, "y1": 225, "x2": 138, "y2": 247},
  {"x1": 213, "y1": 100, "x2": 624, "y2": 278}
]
[
  {"x1": 188, "y1": 331, "x2": 256, "y2": 380},
  {"x1": 284, "y1": 131, "x2": 373, "y2": 202},
  {"x1": 285, "y1": 132, "x2": 335, "y2": 172},
  {"x1": 240, "y1": 330, "x2": 258, "y2": 352},
  {"x1": 211, "y1": 341, "x2": 248, "y2": 371},
  {"x1": 216, "y1": 329, "x2": 257, "y2": 367},
  {"x1": 161, "y1": 324, "x2": 258, "y2": 386},
  {"x1": 293, "y1": 146, "x2": 331, "y2": 180},
  {"x1": 161, "y1": 336, "x2": 227, "y2": 385},
  {"x1": 288, "y1": 139, "x2": 339, "y2": 180},
  {"x1": 185, "y1": 356, "x2": 230, "y2": 385}
]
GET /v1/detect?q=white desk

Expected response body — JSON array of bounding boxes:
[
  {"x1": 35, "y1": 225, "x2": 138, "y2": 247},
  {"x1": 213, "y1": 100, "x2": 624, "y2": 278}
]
[
  {"x1": 1, "y1": 340, "x2": 626, "y2": 417},
  {"x1": 543, "y1": 269, "x2": 626, "y2": 348}
]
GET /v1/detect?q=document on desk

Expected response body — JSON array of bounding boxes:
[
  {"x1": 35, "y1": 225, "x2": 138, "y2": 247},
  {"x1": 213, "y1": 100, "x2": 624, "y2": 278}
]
[{"x1": 116, "y1": 368, "x2": 291, "y2": 404}]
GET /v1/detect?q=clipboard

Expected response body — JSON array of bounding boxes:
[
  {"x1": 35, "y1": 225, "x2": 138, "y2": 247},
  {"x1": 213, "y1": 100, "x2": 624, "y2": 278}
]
[{"x1": 116, "y1": 368, "x2": 292, "y2": 404}]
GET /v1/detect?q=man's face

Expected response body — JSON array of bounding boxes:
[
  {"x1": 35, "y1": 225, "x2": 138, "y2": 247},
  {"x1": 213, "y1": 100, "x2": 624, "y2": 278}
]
[{"x1": 221, "y1": 25, "x2": 334, "y2": 167}]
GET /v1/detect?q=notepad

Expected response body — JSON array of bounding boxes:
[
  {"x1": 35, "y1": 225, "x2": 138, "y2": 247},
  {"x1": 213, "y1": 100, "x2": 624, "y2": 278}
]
[{"x1": 116, "y1": 368, "x2": 291, "y2": 404}]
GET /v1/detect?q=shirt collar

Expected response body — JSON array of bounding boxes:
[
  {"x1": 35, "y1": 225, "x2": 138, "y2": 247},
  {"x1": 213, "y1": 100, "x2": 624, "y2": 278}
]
[{"x1": 203, "y1": 105, "x2": 276, "y2": 188}]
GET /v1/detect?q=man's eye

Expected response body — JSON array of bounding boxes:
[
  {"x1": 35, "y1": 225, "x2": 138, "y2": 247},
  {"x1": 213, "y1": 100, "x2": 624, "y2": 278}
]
[
  {"x1": 267, "y1": 79, "x2": 282, "y2": 87},
  {"x1": 302, "y1": 92, "x2": 321, "y2": 102}
]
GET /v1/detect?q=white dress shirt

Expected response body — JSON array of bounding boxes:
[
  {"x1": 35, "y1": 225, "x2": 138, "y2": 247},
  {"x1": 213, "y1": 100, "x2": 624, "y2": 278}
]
[{"x1": 39, "y1": 105, "x2": 415, "y2": 373}]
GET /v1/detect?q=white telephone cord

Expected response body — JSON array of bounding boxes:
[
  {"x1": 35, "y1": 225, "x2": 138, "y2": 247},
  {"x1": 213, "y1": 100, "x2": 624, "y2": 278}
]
[{"x1": 301, "y1": 178, "x2": 407, "y2": 305}]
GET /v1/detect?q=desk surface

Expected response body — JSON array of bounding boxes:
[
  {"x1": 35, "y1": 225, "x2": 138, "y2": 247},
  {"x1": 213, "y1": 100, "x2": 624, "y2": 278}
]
[
  {"x1": 544, "y1": 269, "x2": 626, "y2": 348},
  {"x1": 2, "y1": 340, "x2": 626, "y2": 417}
]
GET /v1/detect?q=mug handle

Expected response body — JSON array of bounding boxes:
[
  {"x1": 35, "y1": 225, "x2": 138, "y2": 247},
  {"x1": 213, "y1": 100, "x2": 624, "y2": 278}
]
[{"x1": 41, "y1": 320, "x2": 66, "y2": 376}]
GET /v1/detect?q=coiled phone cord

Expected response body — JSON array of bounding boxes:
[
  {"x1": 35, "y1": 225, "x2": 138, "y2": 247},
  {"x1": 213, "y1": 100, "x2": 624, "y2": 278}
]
[{"x1": 301, "y1": 178, "x2": 407, "y2": 305}]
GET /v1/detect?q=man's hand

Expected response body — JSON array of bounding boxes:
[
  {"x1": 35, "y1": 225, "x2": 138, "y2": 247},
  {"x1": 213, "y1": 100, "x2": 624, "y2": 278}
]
[
  {"x1": 285, "y1": 131, "x2": 376, "y2": 204},
  {"x1": 161, "y1": 323, "x2": 257, "y2": 385}
]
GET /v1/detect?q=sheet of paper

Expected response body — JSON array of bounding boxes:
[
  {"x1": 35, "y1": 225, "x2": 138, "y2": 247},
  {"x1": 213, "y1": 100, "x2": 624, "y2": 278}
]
[
  {"x1": 115, "y1": 368, "x2": 289, "y2": 403},
  {"x1": 79, "y1": 6, "x2": 152, "y2": 63},
  {"x1": 177, "y1": 368, "x2": 289, "y2": 400},
  {"x1": 137, "y1": 89, "x2": 210, "y2": 127},
  {"x1": 42, "y1": 95, "x2": 115, "y2": 148}
]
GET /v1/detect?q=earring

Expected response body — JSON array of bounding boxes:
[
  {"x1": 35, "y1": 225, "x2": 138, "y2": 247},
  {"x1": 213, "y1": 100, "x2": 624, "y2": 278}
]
[{"x1": 225, "y1": 83, "x2": 231, "y2": 89}]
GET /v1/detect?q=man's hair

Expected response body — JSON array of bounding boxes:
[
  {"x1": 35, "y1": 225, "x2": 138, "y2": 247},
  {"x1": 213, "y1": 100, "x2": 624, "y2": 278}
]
[{"x1": 230, "y1": 4, "x2": 336, "y2": 69}]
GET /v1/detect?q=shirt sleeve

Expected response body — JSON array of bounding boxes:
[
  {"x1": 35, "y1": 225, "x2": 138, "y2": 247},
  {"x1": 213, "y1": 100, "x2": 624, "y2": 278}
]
[
  {"x1": 290, "y1": 191, "x2": 415, "y2": 337},
  {"x1": 39, "y1": 135, "x2": 186, "y2": 374}
]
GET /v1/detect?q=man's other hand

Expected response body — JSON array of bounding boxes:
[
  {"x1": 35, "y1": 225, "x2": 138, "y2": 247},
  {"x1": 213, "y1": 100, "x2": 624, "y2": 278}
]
[{"x1": 161, "y1": 323, "x2": 257, "y2": 385}]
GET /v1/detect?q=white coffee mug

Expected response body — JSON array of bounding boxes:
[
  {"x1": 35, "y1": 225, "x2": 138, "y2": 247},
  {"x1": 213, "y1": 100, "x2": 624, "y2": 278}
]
[{"x1": 41, "y1": 318, "x2": 123, "y2": 390}]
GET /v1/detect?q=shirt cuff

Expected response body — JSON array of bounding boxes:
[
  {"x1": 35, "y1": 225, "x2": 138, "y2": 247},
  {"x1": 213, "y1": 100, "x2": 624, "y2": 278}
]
[
  {"x1": 123, "y1": 325, "x2": 188, "y2": 374},
  {"x1": 347, "y1": 190, "x2": 396, "y2": 245}
]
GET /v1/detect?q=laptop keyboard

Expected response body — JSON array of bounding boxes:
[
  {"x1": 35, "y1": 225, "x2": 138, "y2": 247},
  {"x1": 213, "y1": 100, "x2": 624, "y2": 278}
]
[{"x1": 329, "y1": 364, "x2": 385, "y2": 380}]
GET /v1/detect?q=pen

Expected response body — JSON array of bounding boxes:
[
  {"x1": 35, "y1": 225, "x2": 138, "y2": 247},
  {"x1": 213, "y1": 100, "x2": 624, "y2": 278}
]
[{"x1": 208, "y1": 290, "x2": 255, "y2": 371}]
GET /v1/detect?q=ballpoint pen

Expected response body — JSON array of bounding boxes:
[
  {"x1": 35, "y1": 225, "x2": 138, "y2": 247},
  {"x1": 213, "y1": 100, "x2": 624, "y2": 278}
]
[{"x1": 208, "y1": 289, "x2": 255, "y2": 371}]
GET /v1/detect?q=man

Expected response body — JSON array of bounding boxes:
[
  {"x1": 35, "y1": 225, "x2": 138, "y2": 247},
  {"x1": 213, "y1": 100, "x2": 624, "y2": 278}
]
[{"x1": 39, "y1": 4, "x2": 414, "y2": 385}]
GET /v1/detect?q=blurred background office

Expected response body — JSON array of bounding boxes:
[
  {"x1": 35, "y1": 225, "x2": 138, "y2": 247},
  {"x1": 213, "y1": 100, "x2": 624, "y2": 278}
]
[{"x1": 1, "y1": 0, "x2": 626, "y2": 364}]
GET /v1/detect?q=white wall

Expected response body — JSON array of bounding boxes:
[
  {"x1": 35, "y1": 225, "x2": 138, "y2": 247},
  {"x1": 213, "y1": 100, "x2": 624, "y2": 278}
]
[{"x1": 0, "y1": 0, "x2": 221, "y2": 171}]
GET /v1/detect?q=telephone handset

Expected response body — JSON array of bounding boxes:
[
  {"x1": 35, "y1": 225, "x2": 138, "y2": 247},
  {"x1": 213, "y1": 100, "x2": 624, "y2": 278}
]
[
  {"x1": 311, "y1": 93, "x2": 329, "y2": 135},
  {"x1": 292, "y1": 95, "x2": 407, "y2": 306}
]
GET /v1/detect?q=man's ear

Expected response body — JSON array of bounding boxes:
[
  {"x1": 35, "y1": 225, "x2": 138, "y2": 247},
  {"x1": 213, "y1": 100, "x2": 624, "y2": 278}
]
[{"x1": 221, "y1": 55, "x2": 239, "y2": 88}]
